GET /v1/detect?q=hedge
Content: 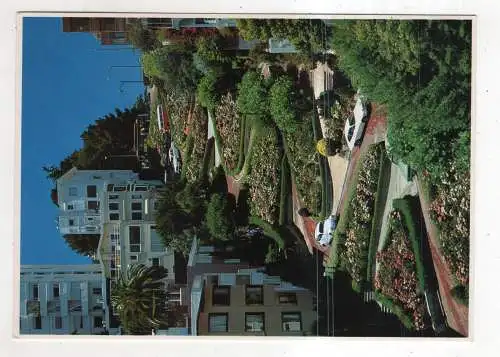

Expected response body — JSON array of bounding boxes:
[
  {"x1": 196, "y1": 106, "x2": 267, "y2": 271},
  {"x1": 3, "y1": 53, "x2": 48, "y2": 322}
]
[
  {"x1": 366, "y1": 145, "x2": 392, "y2": 283},
  {"x1": 392, "y1": 196, "x2": 427, "y2": 292},
  {"x1": 279, "y1": 154, "x2": 292, "y2": 226},
  {"x1": 248, "y1": 216, "x2": 286, "y2": 249},
  {"x1": 374, "y1": 291, "x2": 415, "y2": 331},
  {"x1": 180, "y1": 135, "x2": 195, "y2": 181},
  {"x1": 200, "y1": 137, "x2": 215, "y2": 182}
]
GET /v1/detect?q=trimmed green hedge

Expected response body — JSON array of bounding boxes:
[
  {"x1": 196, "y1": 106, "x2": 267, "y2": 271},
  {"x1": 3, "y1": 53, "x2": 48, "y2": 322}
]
[
  {"x1": 366, "y1": 145, "x2": 392, "y2": 283},
  {"x1": 180, "y1": 135, "x2": 195, "y2": 181},
  {"x1": 248, "y1": 216, "x2": 285, "y2": 249},
  {"x1": 374, "y1": 291, "x2": 415, "y2": 331},
  {"x1": 279, "y1": 154, "x2": 292, "y2": 226},
  {"x1": 200, "y1": 137, "x2": 215, "y2": 182},
  {"x1": 392, "y1": 196, "x2": 427, "y2": 292}
]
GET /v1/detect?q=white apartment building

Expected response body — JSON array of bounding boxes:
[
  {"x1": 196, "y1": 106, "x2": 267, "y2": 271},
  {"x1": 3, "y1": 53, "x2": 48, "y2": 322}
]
[
  {"x1": 56, "y1": 168, "x2": 139, "y2": 235},
  {"x1": 19, "y1": 264, "x2": 115, "y2": 335}
]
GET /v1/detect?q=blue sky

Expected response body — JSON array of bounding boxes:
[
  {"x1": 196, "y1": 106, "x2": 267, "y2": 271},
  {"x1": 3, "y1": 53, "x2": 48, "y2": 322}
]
[{"x1": 21, "y1": 17, "x2": 144, "y2": 265}]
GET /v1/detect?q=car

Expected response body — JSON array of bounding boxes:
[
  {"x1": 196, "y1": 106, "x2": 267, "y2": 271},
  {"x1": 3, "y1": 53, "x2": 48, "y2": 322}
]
[
  {"x1": 314, "y1": 215, "x2": 337, "y2": 246},
  {"x1": 168, "y1": 142, "x2": 182, "y2": 174},
  {"x1": 344, "y1": 95, "x2": 369, "y2": 150}
]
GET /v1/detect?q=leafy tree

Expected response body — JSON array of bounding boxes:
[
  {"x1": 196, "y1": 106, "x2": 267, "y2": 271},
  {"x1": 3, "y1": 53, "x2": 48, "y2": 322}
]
[
  {"x1": 195, "y1": 35, "x2": 232, "y2": 65},
  {"x1": 126, "y1": 19, "x2": 160, "y2": 52},
  {"x1": 197, "y1": 70, "x2": 220, "y2": 111},
  {"x1": 111, "y1": 264, "x2": 168, "y2": 335},
  {"x1": 330, "y1": 20, "x2": 471, "y2": 178},
  {"x1": 236, "y1": 19, "x2": 330, "y2": 53},
  {"x1": 63, "y1": 234, "x2": 100, "y2": 258},
  {"x1": 236, "y1": 71, "x2": 270, "y2": 118},
  {"x1": 141, "y1": 46, "x2": 200, "y2": 94},
  {"x1": 206, "y1": 193, "x2": 235, "y2": 241},
  {"x1": 269, "y1": 75, "x2": 302, "y2": 133}
]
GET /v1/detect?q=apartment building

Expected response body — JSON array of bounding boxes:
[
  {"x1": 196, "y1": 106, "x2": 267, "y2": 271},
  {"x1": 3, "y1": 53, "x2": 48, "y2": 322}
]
[
  {"x1": 56, "y1": 168, "x2": 138, "y2": 235},
  {"x1": 187, "y1": 238, "x2": 317, "y2": 336},
  {"x1": 19, "y1": 264, "x2": 115, "y2": 335}
]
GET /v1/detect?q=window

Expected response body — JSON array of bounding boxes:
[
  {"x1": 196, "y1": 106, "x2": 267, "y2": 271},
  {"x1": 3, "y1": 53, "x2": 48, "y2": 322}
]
[
  {"x1": 113, "y1": 185, "x2": 127, "y2": 192},
  {"x1": 92, "y1": 288, "x2": 102, "y2": 295},
  {"x1": 208, "y1": 275, "x2": 219, "y2": 285},
  {"x1": 92, "y1": 175, "x2": 102, "y2": 180},
  {"x1": 86, "y1": 185, "x2": 97, "y2": 198},
  {"x1": 131, "y1": 202, "x2": 142, "y2": 211},
  {"x1": 109, "y1": 213, "x2": 119, "y2": 221},
  {"x1": 69, "y1": 187, "x2": 78, "y2": 196},
  {"x1": 212, "y1": 286, "x2": 231, "y2": 306},
  {"x1": 236, "y1": 275, "x2": 251, "y2": 285},
  {"x1": 93, "y1": 316, "x2": 103, "y2": 328},
  {"x1": 131, "y1": 194, "x2": 142, "y2": 200},
  {"x1": 131, "y1": 212, "x2": 142, "y2": 220},
  {"x1": 245, "y1": 285, "x2": 264, "y2": 305},
  {"x1": 129, "y1": 226, "x2": 141, "y2": 252},
  {"x1": 281, "y1": 312, "x2": 302, "y2": 332},
  {"x1": 278, "y1": 293, "x2": 298, "y2": 305},
  {"x1": 53, "y1": 284, "x2": 60, "y2": 298},
  {"x1": 108, "y1": 202, "x2": 119, "y2": 211},
  {"x1": 208, "y1": 313, "x2": 228, "y2": 333},
  {"x1": 67, "y1": 204, "x2": 74, "y2": 210},
  {"x1": 32, "y1": 285, "x2": 39, "y2": 300},
  {"x1": 153, "y1": 200, "x2": 159, "y2": 210},
  {"x1": 54, "y1": 316, "x2": 62, "y2": 329},
  {"x1": 134, "y1": 185, "x2": 148, "y2": 192},
  {"x1": 130, "y1": 255, "x2": 138, "y2": 261},
  {"x1": 109, "y1": 194, "x2": 119, "y2": 200},
  {"x1": 69, "y1": 219, "x2": 75, "y2": 226},
  {"x1": 33, "y1": 316, "x2": 42, "y2": 329},
  {"x1": 87, "y1": 201, "x2": 99, "y2": 210},
  {"x1": 110, "y1": 234, "x2": 119, "y2": 242},
  {"x1": 245, "y1": 313, "x2": 265, "y2": 332},
  {"x1": 107, "y1": 184, "x2": 114, "y2": 192},
  {"x1": 151, "y1": 258, "x2": 160, "y2": 266}
]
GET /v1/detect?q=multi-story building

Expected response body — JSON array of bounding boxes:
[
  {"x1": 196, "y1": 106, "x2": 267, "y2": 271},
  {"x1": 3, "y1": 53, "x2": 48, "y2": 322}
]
[
  {"x1": 97, "y1": 178, "x2": 175, "y2": 284},
  {"x1": 19, "y1": 264, "x2": 116, "y2": 335},
  {"x1": 56, "y1": 168, "x2": 138, "y2": 235},
  {"x1": 187, "y1": 238, "x2": 317, "y2": 336}
]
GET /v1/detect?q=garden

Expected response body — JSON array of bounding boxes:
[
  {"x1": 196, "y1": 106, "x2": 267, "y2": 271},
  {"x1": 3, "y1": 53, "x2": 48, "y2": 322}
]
[
  {"x1": 182, "y1": 104, "x2": 208, "y2": 184},
  {"x1": 326, "y1": 143, "x2": 384, "y2": 289},
  {"x1": 374, "y1": 205, "x2": 427, "y2": 331}
]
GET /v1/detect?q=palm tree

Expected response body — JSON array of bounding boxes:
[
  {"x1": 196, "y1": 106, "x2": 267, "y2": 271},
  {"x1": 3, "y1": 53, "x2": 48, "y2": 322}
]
[{"x1": 111, "y1": 264, "x2": 168, "y2": 335}]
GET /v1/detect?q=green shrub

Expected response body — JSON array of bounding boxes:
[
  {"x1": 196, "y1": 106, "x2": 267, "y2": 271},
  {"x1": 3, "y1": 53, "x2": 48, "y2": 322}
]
[
  {"x1": 248, "y1": 216, "x2": 285, "y2": 249},
  {"x1": 279, "y1": 154, "x2": 291, "y2": 226},
  {"x1": 206, "y1": 193, "x2": 235, "y2": 241},
  {"x1": 197, "y1": 71, "x2": 220, "y2": 110},
  {"x1": 265, "y1": 243, "x2": 282, "y2": 264},
  {"x1": 374, "y1": 291, "x2": 415, "y2": 331},
  {"x1": 236, "y1": 71, "x2": 269, "y2": 119},
  {"x1": 269, "y1": 76, "x2": 300, "y2": 133},
  {"x1": 450, "y1": 285, "x2": 469, "y2": 306}
]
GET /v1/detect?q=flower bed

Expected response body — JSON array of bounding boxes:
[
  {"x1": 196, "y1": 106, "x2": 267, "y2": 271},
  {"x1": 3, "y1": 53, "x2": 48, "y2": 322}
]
[
  {"x1": 183, "y1": 105, "x2": 208, "y2": 183},
  {"x1": 375, "y1": 210, "x2": 426, "y2": 331},
  {"x1": 159, "y1": 87, "x2": 194, "y2": 151},
  {"x1": 247, "y1": 129, "x2": 281, "y2": 225},
  {"x1": 428, "y1": 165, "x2": 470, "y2": 288},
  {"x1": 283, "y1": 115, "x2": 322, "y2": 217},
  {"x1": 214, "y1": 93, "x2": 242, "y2": 172},
  {"x1": 339, "y1": 144, "x2": 382, "y2": 285}
]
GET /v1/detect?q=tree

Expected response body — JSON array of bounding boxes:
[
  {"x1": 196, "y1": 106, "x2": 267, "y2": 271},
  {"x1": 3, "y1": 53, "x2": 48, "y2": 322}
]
[
  {"x1": 63, "y1": 234, "x2": 100, "y2": 258},
  {"x1": 206, "y1": 193, "x2": 235, "y2": 241},
  {"x1": 269, "y1": 75, "x2": 301, "y2": 133},
  {"x1": 126, "y1": 19, "x2": 160, "y2": 51},
  {"x1": 197, "y1": 70, "x2": 221, "y2": 111},
  {"x1": 236, "y1": 71, "x2": 270, "y2": 119},
  {"x1": 111, "y1": 264, "x2": 168, "y2": 335}
]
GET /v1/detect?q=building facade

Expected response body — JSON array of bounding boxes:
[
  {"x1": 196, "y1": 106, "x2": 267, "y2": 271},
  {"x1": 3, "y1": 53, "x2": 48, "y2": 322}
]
[
  {"x1": 187, "y1": 238, "x2": 317, "y2": 336},
  {"x1": 56, "y1": 168, "x2": 138, "y2": 235},
  {"x1": 19, "y1": 265, "x2": 114, "y2": 335}
]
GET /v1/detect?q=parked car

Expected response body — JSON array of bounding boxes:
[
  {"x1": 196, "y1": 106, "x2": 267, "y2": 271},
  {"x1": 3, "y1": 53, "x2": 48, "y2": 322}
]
[
  {"x1": 424, "y1": 289, "x2": 447, "y2": 334},
  {"x1": 169, "y1": 142, "x2": 182, "y2": 174},
  {"x1": 314, "y1": 215, "x2": 337, "y2": 246},
  {"x1": 344, "y1": 95, "x2": 369, "y2": 150}
]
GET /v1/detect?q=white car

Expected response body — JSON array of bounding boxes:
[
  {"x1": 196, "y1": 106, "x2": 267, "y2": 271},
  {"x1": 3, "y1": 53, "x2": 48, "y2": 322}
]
[
  {"x1": 344, "y1": 95, "x2": 369, "y2": 150},
  {"x1": 314, "y1": 215, "x2": 337, "y2": 246},
  {"x1": 168, "y1": 143, "x2": 182, "y2": 174}
]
